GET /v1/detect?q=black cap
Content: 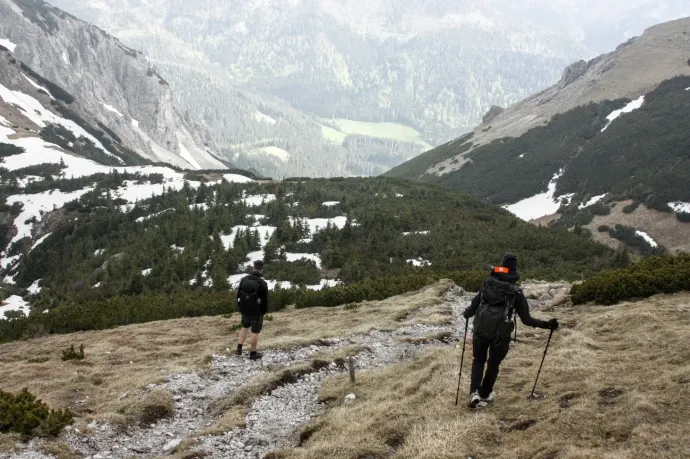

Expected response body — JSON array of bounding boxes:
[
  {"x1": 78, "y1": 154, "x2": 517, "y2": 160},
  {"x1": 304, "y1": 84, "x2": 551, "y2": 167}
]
[
  {"x1": 500, "y1": 253, "x2": 518, "y2": 272},
  {"x1": 253, "y1": 260, "x2": 264, "y2": 271}
]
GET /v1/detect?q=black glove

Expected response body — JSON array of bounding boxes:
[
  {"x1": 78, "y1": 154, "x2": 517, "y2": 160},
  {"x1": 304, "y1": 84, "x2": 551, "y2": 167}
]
[
  {"x1": 547, "y1": 319, "x2": 559, "y2": 330},
  {"x1": 463, "y1": 310, "x2": 471, "y2": 320}
]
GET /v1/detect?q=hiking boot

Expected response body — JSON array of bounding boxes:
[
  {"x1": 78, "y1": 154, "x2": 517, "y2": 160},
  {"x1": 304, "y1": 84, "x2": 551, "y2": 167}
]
[
  {"x1": 481, "y1": 391, "x2": 496, "y2": 403},
  {"x1": 235, "y1": 345, "x2": 243, "y2": 356},
  {"x1": 249, "y1": 351, "x2": 263, "y2": 360},
  {"x1": 468, "y1": 391, "x2": 487, "y2": 409}
]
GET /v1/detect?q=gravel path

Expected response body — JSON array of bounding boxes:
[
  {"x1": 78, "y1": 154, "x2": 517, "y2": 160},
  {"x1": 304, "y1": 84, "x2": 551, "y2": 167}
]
[
  {"x1": 66, "y1": 286, "x2": 468, "y2": 459},
  {"x1": 5, "y1": 283, "x2": 567, "y2": 459}
]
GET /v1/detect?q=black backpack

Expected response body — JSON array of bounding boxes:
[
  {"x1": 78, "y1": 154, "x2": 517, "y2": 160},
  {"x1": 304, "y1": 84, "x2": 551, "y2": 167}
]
[
  {"x1": 473, "y1": 278, "x2": 518, "y2": 343},
  {"x1": 237, "y1": 276, "x2": 262, "y2": 315}
]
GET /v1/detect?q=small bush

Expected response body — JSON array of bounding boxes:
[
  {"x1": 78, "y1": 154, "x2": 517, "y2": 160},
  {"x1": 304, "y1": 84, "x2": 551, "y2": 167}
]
[
  {"x1": 598, "y1": 225, "x2": 610, "y2": 232},
  {"x1": 0, "y1": 388, "x2": 74, "y2": 437},
  {"x1": 676, "y1": 212, "x2": 690, "y2": 223},
  {"x1": 61, "y1": 344, "x2": 84, "y2": 361},
  {"x1": 344, "y1": 303, "x2": 361, "y2": 310},
  {"x1": 27, "y1": 357, "x2": 50, "y2": 364},
  {"x1": 264, "y1": 314, "x2": 274, "y2": 321},
  {"x1": 571, "y1": 254, "x2": 690, "y2": 305},
  {"x1": 622, "y1": 202, "x2": 640, "y2": 214}
]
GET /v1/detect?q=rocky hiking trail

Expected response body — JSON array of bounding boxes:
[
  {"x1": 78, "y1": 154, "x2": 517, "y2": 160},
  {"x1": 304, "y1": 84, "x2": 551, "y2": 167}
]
[{"x1": 9, "y1": 283, "x2": 567, "y2": 459}]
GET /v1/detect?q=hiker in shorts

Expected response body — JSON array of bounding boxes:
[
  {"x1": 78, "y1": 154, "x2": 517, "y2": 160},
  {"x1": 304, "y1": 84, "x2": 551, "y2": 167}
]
[
  {"x1": 463, "y1": 253, "x2": 559, "y2": 408},
  {"x1": 235, "y1": 260, "x2": 269, "y2": 360}
]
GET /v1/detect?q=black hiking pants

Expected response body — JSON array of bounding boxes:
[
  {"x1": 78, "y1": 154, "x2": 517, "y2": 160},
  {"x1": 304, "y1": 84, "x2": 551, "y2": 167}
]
[{"x1": 470, "y1": 336, "x2": 510, "y2": 398}]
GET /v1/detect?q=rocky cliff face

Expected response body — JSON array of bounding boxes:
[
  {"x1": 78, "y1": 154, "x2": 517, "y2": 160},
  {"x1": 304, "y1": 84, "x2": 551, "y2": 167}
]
[{"x1": 0, "y1": 0, "x2": 226, "y2": 169}]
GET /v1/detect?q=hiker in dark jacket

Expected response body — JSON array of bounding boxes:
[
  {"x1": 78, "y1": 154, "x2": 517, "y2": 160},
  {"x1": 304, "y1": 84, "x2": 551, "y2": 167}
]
[
  {"x1": 235, "y1": 260, "x2": 269, "y2": 360},
  {"x1": 463, "y1": 253, "x2": 559, "y2": 408}
]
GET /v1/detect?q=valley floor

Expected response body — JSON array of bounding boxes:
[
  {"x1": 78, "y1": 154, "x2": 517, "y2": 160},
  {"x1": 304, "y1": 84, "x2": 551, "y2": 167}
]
[{"x1": 1, "y1": 282, "x2": 688, "y2": 459}]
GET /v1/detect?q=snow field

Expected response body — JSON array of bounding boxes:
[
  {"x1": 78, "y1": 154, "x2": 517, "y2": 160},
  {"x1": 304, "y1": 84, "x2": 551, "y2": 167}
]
[{"x1": 503, "y1": 169, "x2": 574, "y2": 221}]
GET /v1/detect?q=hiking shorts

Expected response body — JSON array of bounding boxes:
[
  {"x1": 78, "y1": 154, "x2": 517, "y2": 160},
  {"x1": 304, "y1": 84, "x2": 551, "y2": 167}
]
[{"x1": 241, "y1": 314, "x2": 264, "y2": 334}]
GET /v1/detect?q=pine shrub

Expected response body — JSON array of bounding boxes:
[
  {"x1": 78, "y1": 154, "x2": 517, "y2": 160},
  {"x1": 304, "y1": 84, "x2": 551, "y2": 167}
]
[
  {"x1": 571, "y1": 254, "x2": 690, "y2": 305},
  {"x1": 676, "y1": 212, "x2": 690, "y2": 223},
  {"x1": 61, "y1": 344, "x2": 84, "y2": 361},
  {"x1": 622, "y1": 202, "x2": 640, "y2": 214},
  {"x1": 0, "y1": 389, "x2": 74, "y2": 437}
]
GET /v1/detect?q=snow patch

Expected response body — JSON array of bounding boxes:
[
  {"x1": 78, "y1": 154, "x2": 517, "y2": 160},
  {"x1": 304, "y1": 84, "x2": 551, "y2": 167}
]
[
  {"x1": 141, "y1": 268, "x2": 152, "y2": 276},
  {"x1": 601, "y1": 96, "x2": 644, "y2": 132},
  {"x1": 519, "y1": 153, "x2": 525, "y2": 158},
  {"x1": 28, "y1": 279, "x2": 41, "y2": 295},
  {"x1": 103, "y1": 104, "x2": 124, "y2": 117},
  {"x1": 241, "y1": 251, "x2": 265, "y2": 269},
  {"x1": 291, "y1": 216, "x2": 348, "y2": 237},
  {"x1": 402, "y1": 231, "x2": 430, "y2": 236},
  {"x1": 668, "y1": 201, "x2": 690, "y2": 213},
  {"x1": 131, "y1": 119, "x2": 140, "y2": 128},
  {"x1": 93, "y1": 282, "x2": 101, "y2": 288},
  {"x1": 407, "y1": 258, "x2": 432, "y2": 267},
  {"x1": 285, "y1": 253, "x2": 322, "y2": 269},
  {"x1": 136, "y1": 208, "x2": 175, "y2": 223},
  {"x1": 322, "y1": 201, "x2": 340, "y2": 207},
  {"x1": 306, "y1": 279, "x2": 341, "y2": 291},
  {"x1": 31, "y1": 233, "x2": 51, "y2": 251},
  {"x1": 0, "y1": 295, "x2": 29, "y2": 319},
  {"x1": 224, "y1": 174, "x2": 253, "y2": 184},
  {"x1": 240, "y1": 193, "x2": 276, "y2": 207},
  {"x1": 579, "y1": 194, "x2": 607, "y2": 209},
  {"x1": 170, "y1": 245, "x2": 184, "y2": 253},
  {"x1": 222, "y1": 226, "x2": 276, "y2": 250},
  {"x1": 254, "y1": 111, "x2": 277, "y2": 125},
  {"x1": 635, "y1": 230, "x2": 658, "y2": 248},
  {"x1": 94, "y1": 249, "x2": 105, "y2": 256},
  {"x1": 395, "y1": 193, "x2": 404, "y2": 198},
  {"x1": 22, "y1": 73, "x2": 54, "y2": 100},
  {"x1": 179, "y1": 141, "x2": 201, "y2": 169},
  {"x1": 0, "y1": 38, "x2": 17, "y2": 52},
  {"x1": 503, "y1": 170, "x2": 574, "y2": 221}
]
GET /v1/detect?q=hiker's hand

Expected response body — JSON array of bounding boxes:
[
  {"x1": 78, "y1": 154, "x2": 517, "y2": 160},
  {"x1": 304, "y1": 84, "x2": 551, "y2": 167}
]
[
  {"x1": 548, "y1": 319, "x2": 559, "y2": 330},
  {"x1": 462, "y1": 310, "x2": 471, "y2": 319}
]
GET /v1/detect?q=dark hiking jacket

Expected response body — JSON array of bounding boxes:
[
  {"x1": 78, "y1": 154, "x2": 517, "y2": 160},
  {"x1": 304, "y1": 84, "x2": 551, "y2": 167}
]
[{"x1": 463, "y1": 273, "x2": 549, "y2": 330}]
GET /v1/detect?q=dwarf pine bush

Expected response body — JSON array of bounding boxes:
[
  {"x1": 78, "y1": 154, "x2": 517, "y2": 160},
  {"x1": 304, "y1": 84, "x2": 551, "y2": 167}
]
[{"x1": 0, "y1": 389, "x2": 74, "y2": 437}]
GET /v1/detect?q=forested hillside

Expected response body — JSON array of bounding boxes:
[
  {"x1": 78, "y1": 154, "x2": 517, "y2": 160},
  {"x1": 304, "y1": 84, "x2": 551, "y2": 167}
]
[{"x1": 0, "y1": 175, "x2": 626, "y2": 341}]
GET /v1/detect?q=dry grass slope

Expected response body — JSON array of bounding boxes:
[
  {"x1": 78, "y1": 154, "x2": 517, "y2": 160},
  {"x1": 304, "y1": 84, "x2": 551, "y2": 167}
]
[
  {"x1": 0, "y1": 281, "x2": 453, "y2": 430},
  {"x1": 272, "y1": 293, "x2": 690, "y2": 459}
]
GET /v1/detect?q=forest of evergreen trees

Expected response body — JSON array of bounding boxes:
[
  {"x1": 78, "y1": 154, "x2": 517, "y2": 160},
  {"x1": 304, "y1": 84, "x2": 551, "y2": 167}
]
[{"x1": 1, "y1": 175, "x2": 628, "y2": 342}]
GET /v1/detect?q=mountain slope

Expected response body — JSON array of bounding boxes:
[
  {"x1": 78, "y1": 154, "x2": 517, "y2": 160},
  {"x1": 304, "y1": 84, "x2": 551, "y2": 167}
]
[
  {"x1": 0, "y1": 0, "x2": 226, "y2": 170},
  {"x1": 386, "y1": 17, "x2": 690, "y2": 253},
  {"x1": 37, "y1": 0, "x2": 597, "y2": 177}
]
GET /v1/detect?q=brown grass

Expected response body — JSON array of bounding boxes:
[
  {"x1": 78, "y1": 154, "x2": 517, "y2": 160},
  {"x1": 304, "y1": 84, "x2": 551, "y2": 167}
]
[
  {"x1": 0, "y1": 281, "x2": 452, "y2": 427},
  {"x1": 584, "y1": 200, "x2": 690, "y2": 254},
  {"x1": 275, "y1": 292, "x2": 690, "y2": 459},
  {"x1": 117, "y1": 389, "x2": 174, "y2": 428}
]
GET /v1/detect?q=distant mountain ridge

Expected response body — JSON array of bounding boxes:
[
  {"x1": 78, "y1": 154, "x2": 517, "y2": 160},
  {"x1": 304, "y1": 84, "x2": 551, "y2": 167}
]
[
  {"x1": 0, "y1": 0, "x2": 227, "y2": 170},
  {"x1": 386, "y1": 17, "x2": 690, "y2": 254}
]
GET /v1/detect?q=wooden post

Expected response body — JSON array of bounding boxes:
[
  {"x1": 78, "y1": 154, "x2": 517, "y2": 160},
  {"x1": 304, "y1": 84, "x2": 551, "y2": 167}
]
[{"x1": 347, "y1": 356, "x2": 356, "y2": 384}]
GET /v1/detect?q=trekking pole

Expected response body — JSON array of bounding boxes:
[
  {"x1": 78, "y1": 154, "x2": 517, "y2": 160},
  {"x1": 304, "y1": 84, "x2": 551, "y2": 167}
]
[
  {"x1": 530, "y1": 329, "x2": 554, "y2": 398},
  {"x1": 454, "y1": 317, "x2": 469, "y2": 406},
  {"x1": 513, "y1": 310, "x2": 518, "y2": 343}
]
